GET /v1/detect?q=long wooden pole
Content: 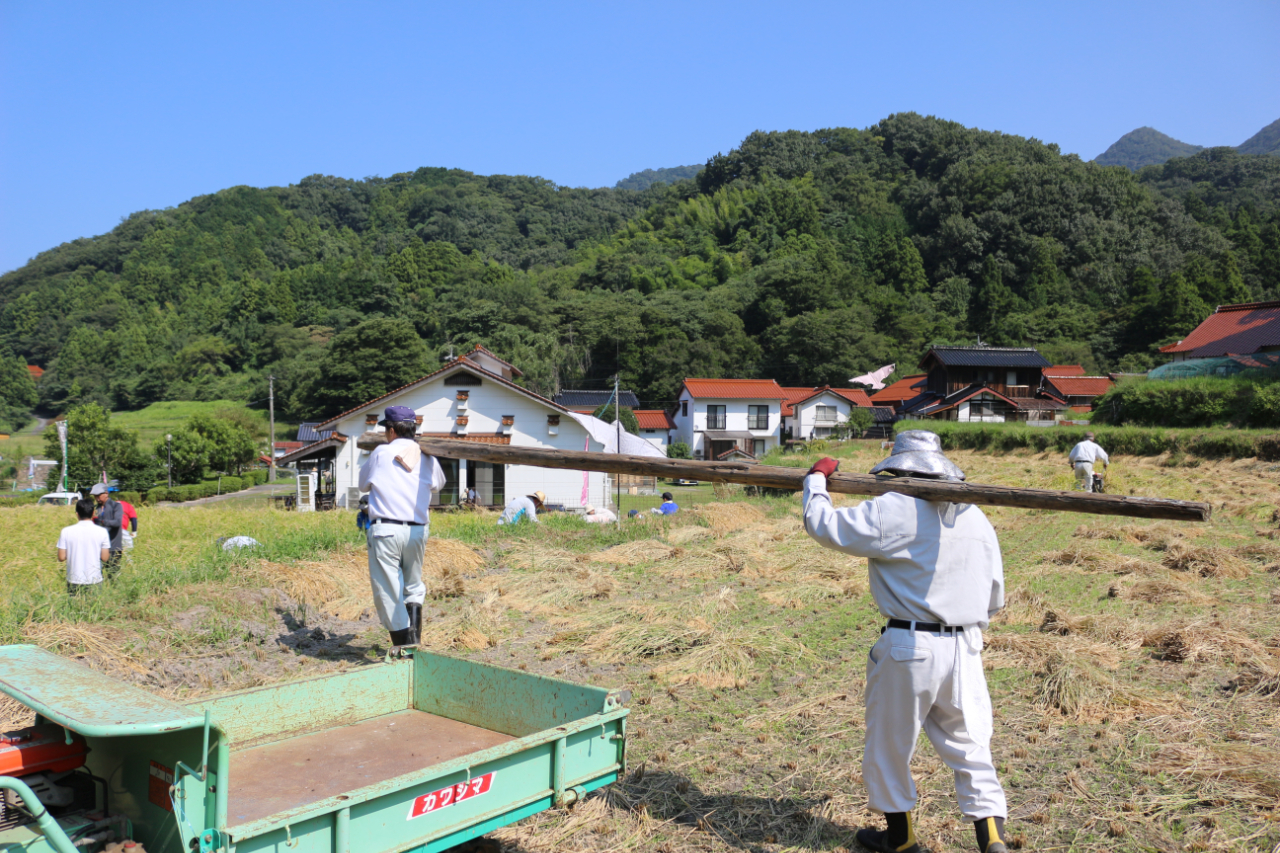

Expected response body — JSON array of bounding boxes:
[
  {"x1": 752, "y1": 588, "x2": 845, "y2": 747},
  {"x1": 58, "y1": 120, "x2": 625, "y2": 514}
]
[{"x1": 355, "y1": 434, "x2": 1210, "y2": 522}]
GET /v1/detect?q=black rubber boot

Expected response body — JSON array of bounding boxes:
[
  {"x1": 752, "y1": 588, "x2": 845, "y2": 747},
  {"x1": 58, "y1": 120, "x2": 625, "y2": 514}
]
[
  {"x1": 974, "y1": 816, "x2": 1008, "y2": 853},
  {"x1": 388, "y1": 627, "x2": 413, "y2": 648},
  {"x1": 856, "y1": 812, "x2": 920, "y2": 853},
  {"x1": 405, "y1": 603, "x2": 422, "y2": 646}
]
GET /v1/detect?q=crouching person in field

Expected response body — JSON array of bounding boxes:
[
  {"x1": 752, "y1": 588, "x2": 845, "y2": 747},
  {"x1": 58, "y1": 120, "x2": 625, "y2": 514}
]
[
  {"x1": 802, "y1": 431, "x2": 1009, "y2": 853},
  {"x1": 358, "y1": 405, "x2": 446, "y2": 658}
]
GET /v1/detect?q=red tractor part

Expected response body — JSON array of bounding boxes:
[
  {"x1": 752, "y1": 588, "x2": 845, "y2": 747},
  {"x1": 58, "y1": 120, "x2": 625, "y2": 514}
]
[{"x1": 0, "y1": 726, "x2": 88, "y2": 776}]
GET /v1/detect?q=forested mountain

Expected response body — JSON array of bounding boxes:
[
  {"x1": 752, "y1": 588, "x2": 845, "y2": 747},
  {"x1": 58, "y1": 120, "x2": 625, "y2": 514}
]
[
  {"x1": 1094, "y1": 127, "x2": 1203, "y2": 170},
  {"x1": 614, "y1": 165, "x2": 703, "y2": 191},
  {"x1": 1238, "y1": 117, "x2": 1280, "y2": 156},
  {"x1": 2, "y1": 113, "x2": 1278, "y2": 432}
]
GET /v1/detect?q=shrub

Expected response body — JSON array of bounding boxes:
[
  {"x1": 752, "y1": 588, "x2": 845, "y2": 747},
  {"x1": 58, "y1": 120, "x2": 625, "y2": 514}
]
[
  {"x1": 117, "y1": 491, "x2": 142, "y2": 506},
  {"x1": 898, "y1": 421, "x2": 1280, "y2": 460},
  {"x1": 667, "y1": 441, "x2": 692, "y2": 460},
  {"x1": 220, "y1": 476, "x2": 242, "y2": 493},
  {"x1": 845, "y1": 407, "x2": 875, "y2": 437},
  {"x1": 146, "y1": 487, "x2": 167, "y2": 505}
]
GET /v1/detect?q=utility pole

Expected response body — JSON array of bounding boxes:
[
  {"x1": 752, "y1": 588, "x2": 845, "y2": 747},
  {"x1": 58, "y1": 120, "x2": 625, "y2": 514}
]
[
  {"x1": 615, "y1": 373, "x2": 621, "y2": 529},
  {"x1": 268, "y1": 374, "x2": 277, "y2": 483}
]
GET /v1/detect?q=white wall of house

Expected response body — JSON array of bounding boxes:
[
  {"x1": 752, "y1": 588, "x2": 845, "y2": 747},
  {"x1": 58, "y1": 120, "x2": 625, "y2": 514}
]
[
  {"x1": 792, "y1": 393, "x2": 856, "y2": 439},
  {"x1": 640, "y1": 429, "x2": 671, "y2": 451},
  {"x1": 328, "y1": 369, "x2": 611, "y2": 510},
  {"x1": 671, "y1": 391, "x2": 781, "y2": 458},
  {"x1": 956, "y1": 396, "x2": 1007, "y2": 423}
]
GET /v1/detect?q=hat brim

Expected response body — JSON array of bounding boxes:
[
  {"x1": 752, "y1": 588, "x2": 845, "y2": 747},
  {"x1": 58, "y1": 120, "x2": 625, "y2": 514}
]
[{"x1": 870, "y1": 451, "x2": 966, "y2": 481}]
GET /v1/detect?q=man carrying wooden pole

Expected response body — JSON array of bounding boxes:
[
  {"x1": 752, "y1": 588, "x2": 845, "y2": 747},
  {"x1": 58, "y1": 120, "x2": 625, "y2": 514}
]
[{"x1": 803, "y1": 431, "x2": 1008, "y2": 853}]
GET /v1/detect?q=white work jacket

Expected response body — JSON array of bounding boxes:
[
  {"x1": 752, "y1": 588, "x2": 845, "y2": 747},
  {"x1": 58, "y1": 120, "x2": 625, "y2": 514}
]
[
  {"x1": 1068, "y1": 440, "x2": 1109, "y2": 466},
  {"x1": 802, "y1": 473, "x2": 1004, "y2": 628},
  {"x1": 358, "y1": 438, "x2": 446, "y2": 524}
]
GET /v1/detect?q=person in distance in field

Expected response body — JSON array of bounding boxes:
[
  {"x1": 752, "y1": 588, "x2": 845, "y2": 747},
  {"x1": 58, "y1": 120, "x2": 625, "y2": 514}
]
[
  {"x1": 58, "y1": 498, "x2": 111, "y2": 595},
  {"x1": 498, "y1": 490, "x2": 545, "y2": 525},
  {"x1": 1067, "y1": 431, "x2": 1109, "y2": 492},
  {"x1": 802, "y1": 431, "x2": 1009, "y2": 853}
]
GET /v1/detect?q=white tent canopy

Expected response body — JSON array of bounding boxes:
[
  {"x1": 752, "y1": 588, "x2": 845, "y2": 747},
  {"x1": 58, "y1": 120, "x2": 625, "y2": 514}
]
[{"x1": 566, "y1": 412, "x2": 666, "y2": 458}]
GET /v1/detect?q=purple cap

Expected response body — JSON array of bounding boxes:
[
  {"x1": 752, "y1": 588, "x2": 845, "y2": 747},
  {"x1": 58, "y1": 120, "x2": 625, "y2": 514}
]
[{"x1": 378, "y1": 405, "x2": 417, "y2": 426}]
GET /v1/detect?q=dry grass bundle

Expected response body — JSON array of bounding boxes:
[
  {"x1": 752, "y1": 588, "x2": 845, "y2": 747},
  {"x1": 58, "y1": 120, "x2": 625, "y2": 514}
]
[
  {"x1": 1034, "y1": 650, "x2": 1114, "y2": 718},
  {"x1": 984, "y1": 631, "x2": 1122, "y2": 672},
  {"x1": 1232, "y1": 541, "x2": 1280, "y2": 563},
  {"x1": 760, "y1": 580, "x2": 860, "y2": 609},
  {"x1": 1144, "y1": 743, "x2": 1280, "y2": 804},
  {"x1": 22, "y1": 622, "x2": 150, "y2": 676},
  {"x1": 494, "y1": 568, "x2": 615, "y2": 615},
  {"x1": 993, "y1": 587, "x2": 1050, "y2": 626},
  {"x1": 419, "y1": 590, "x2": 504, "y2": 651},
  {"x1": 589, "y1": 539, "x2": 680, "y2": 566},
  {"x1": 1119, "y1": 577, "x2": 1213, "y2": 605},
  {"x1": 653, "y1": 625, "x2": 808, "y2": 689},
  {"x1": 691, "y1": 502, "x2": 765, "y2": 534},
  {"x1": 578, "y1": 617, "x2": 714, "y2": 661},
  {"x1": 1161, "y1": 543, "x2": 1251, "y2": 579},
  {"x1": 504, "y1": 544, "x2": 579, "y2": 573},
  {"x1": 421, "y1": 537, "x2": 485, "y2": 578},
  {"x1": 746, "y1": 691, "x2": 858, "y2": 727},
  {"x1": 253, "y1": 547, "x2": 371, "y2": 618},
  {"x1": 1141, "y1": 622, "x2": 1269, "y2": 665},
  {"x1": 1042, "y1": 546, "x2": 1160, "y2": 575},
  {"x1": 665, "y1": 525, "x2": 713, "y2": 545}
]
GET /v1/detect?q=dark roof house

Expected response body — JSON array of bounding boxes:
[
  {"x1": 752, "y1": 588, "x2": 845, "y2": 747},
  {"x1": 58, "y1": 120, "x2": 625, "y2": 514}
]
[
  {"x1": 553, "y1": 390, "x2": 641, "y2": 410},
  {"x1": 296, "y1": 422, "x2": 335, "y2": 443},
  {"x1": 902, "y1": 346, "x2": 1061, "y2": 422}
]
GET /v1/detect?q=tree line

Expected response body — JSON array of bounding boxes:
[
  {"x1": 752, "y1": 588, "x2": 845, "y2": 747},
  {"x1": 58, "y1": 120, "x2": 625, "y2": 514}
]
[{"x1": 3, "y1": 113, "x2": 1279, "y2": 430}]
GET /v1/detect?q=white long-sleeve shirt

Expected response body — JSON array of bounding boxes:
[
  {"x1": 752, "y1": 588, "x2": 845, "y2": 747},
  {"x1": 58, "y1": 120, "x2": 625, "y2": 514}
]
[
  {"x1": 1068, "y1": 440, "x2": 1109, "y2": 466},
  {"x1": 357, "y1": 438, "x2": 446, "y2": 525},
  {"x1": 802, "y1": 473, "x2": 1004, "y2": 628}
]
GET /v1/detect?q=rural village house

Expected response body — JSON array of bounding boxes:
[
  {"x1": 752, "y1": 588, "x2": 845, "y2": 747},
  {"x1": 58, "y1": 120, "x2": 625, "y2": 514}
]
[
  {"x1": 898, "y1": 346, "x2": 1067, "y2": 422},
  {"x1": 785, "y1": 386, "x2": 895, "y2": 440},
  {"x1": 671, "y1": 379, "x2": 787, "y2": 460},
  {"x1": 1160, "y1": 300, "x2": 1280, "y2": 362},
  {"x1": 633, "y1": 410, "x2": 676, "y2": 451},
  {"x1": 278, "y1": 345, "x2": 612, "y2": 510}
]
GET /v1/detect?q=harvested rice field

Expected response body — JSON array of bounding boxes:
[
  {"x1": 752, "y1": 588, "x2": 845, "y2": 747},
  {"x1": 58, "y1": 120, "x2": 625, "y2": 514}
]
[{"x1": 5, "y1": 443, "x2": 1280, "y2": 852}]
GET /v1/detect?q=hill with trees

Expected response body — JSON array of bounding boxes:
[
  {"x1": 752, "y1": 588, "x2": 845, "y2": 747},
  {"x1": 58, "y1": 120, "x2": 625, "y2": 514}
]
[
  {"x1": 3, "y1": 113, "x2": 1278, "y2": 431},
  {"x1": 614, "y1": 165, "x2": 703, "y2": 191},
  {"x1": 1238, "y1": 117, "x2": 1280, "y2": 157},
  {"x1": 1093, "y1": 127, "x2": 1203, "y2": 170}
]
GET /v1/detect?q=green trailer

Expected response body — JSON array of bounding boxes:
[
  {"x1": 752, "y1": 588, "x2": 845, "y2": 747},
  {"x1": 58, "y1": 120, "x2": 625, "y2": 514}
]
[{"x1": 0, "y1": 646, "x2": 628, "y2": 853}]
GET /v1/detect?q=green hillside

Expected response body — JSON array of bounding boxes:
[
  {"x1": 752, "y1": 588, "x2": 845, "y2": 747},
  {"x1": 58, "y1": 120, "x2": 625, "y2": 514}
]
[
  {"x1": 1093, "y1": 126, "x2": 1203, "y2": 170},
  {"x1": 1238, "y1": 117, "x2": 1280, "y2": 156},
  {"x1": 2, "y1": 113, "x2": 1277, "y2": 429},
  {"x1": 615, "y1": 165, "x2": 703, "y2": 191}
]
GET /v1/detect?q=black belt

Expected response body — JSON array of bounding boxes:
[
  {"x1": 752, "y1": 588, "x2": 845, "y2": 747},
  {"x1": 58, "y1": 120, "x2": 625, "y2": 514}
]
[
  {"x1": 884, "y1": 619, "x2": 963, "y2": 634},
  {"x1": 370, "y1": 519, "x2": 423, "y2": 526}
]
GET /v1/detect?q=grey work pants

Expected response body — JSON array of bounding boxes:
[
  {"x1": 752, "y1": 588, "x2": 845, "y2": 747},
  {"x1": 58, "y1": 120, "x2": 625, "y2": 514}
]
[
  {"x1": 1073, "y1": 461, "x2": 1094, "y2": 492},
  {"x1": 366, "y1": 523, "x2": 427, "y2": 633}
]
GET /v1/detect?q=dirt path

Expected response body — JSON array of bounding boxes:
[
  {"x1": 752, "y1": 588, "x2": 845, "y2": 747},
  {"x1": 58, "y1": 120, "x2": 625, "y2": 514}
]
[{"x1": 175, "y1": 482, "x2": 297, "y2": 506}]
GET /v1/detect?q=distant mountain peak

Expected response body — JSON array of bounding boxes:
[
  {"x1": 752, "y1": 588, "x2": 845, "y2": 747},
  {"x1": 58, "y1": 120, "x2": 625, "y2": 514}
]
[
  {"x1": 1094, "y1": 127, "x2": 1203, "y2": 171},
  {"x1": 1238, "y1": 117, "x2": 1280, "y2": 156},
  {"x1": 615, "y1": 165, "x2": 703, "y2": 191}
]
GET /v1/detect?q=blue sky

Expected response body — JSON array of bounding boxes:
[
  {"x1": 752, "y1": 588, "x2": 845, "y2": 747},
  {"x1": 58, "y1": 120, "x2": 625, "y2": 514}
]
[{"x1": 1, "y1": 0, "x2": 1277, "y2": 275}]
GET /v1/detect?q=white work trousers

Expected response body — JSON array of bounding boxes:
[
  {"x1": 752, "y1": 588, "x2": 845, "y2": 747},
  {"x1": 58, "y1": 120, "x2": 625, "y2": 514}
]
[
  {"x1": 1073, "y1": 461, "x2": 1094, "y2": 492},
  {"x1": 366, "y1": 523, "x2": 427, "y2": 632},
  {"x1": 863, "y1": 626, "x2": 1007, "y2": 820}
]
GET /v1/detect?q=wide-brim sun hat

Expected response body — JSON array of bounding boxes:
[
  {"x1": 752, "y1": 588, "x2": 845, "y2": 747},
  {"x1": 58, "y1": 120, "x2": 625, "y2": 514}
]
[
  {"x1": 530, "y1": 490, "x2": 547, "y2": 505},
  {"x1": 869, "y1": 430, "x2": 965, "y2": 481},
  {"x1": 584, "y1": 503, "x2": 596, "y2": 514}
]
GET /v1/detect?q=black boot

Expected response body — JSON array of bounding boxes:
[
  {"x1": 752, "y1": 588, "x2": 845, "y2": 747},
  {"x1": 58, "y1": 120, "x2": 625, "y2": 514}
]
[
  {"x1": 974, "y1": 816, "x2": 1008, "y2": 853},
  {"x1": 405, "y1": 602, "x2": 422, "y2": 646},
  {"x1": 856, "y1": 812, "x2": 920, "y2": 853},
  {"x1": 388, "y1": 627, "x2": 413, "y2": 648}
]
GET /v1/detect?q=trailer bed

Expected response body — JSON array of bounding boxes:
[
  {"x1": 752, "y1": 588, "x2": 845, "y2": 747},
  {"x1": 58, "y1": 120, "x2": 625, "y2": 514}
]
[{"x1": 228, "y1": 709, "x2": 515, "y2": 827}]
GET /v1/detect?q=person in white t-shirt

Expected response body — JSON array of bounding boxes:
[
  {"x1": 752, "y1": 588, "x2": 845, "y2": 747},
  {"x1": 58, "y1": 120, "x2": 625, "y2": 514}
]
[
  {"x1": 1067, "y1": 432, "x2": 1109, "y2": 492},
  {"x1": 357, "y1": 405, "x2": 446, "y2": 657},
  {"x1": 57, "y1": 498, "x2": 111, "y2": 595}
]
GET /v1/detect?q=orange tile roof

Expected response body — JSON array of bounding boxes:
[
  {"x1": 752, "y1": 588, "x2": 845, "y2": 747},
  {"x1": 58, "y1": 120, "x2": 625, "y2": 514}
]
[
  {"x1": 633, "y1": 409, "x2": 676, "y2": 430},
  {"x1": 26, "y1": 365, "x2": 43, "y2": 379},
  {"x1": 780, "y1": 386, "x2": 818, "y2": 416},
  {"x1": 1162, "y1": 300, "x2": 1280, "y2": 357},
  {"x1": 793, "y1": 386, "x2": 875, "y2": 409},
  {"x1": 871, "y1": 374, "x2": 926, "y2": 405},
  {"x1": 419, "y1": 433, "x2": 512, "y2": 445},
  {"x1": 1045, "y1": 365, "x2": 1085, "y2": 376},
  {"x1": 682, "y1": 378, "x2": 787, "y2": 400},
  {"x1": 1043, "y1": 376, "x2": 1115, "y2": 397}
]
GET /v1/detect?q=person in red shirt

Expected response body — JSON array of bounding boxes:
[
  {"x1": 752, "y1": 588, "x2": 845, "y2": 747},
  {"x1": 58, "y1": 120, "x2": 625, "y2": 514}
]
[{"x1": 118, "y1": 499, "x2": 138, "y2": 536}]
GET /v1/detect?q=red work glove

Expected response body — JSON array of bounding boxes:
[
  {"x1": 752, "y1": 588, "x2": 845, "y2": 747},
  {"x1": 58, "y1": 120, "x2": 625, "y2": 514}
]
[{"x1": 807, "y1": 457, "x2": 839, "y2": 479}]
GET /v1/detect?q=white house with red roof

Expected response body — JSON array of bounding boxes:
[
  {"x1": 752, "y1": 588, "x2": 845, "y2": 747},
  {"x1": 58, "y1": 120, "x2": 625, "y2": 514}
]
[
  {"x1": 633, "y1": 409, "x2": 676, "y2": 451},
  {"x1": 788, "y1": 386, "x2": 881, "y2": 439},
  {"x1": 278, "y1": 344, "x2": 613, "y2": 510},
  {"x1": 672, "y1": 378, "x2": 787, "y2": 460}
]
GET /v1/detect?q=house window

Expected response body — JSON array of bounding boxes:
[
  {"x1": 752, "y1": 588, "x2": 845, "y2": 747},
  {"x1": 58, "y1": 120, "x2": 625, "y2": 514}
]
[
  {"x1": 681, "y1": 400, "x2": 688, "y2": 417},
  {"x1": 1006, "y1": 370, "x2": 1017, "y2": 386},
  {"x1": 751, "y1": 439, "x2": 765, "y2": 457},
  {"x1": 815, "y1": 405, "x2": 836, "y2": 424},
  {"x1": 444, "y1": 372, "x2": 482, "y2": 386},
  {"x1": 707, "y1": 405, "x2": 726, "y2": 430},
  {"x1": 748, "y1": 405, "x2": 769, "y2": 430}
]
